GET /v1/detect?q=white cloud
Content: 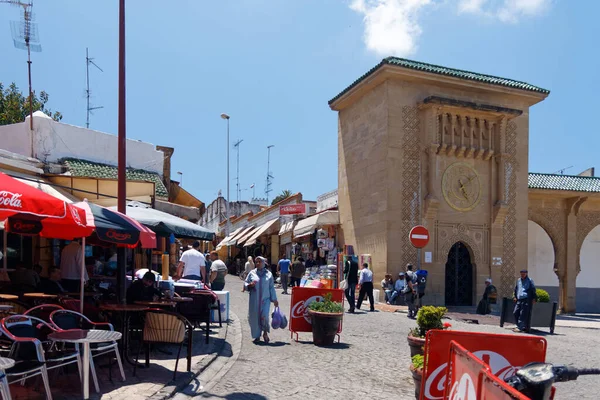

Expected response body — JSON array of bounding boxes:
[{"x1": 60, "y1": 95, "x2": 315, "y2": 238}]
[
  {"x1": 350, "y1": 0, "x2": 551, "y2": 56},
  {"x1": 349, "y1": 0, "x2": 434, "y2": 57}
]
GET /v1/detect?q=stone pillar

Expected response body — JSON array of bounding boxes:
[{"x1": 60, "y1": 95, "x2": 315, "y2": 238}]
[
  {"x1": 156, "y1": 145, "x2": 174, "y2": 199},
  {"x1": 563, "y1": 197, "x2": 586, "y2": 313}
]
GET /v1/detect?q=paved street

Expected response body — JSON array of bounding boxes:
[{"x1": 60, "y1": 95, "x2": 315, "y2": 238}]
[{"x1": 177, "y1": 276, "x2": 600, "y2": 400}]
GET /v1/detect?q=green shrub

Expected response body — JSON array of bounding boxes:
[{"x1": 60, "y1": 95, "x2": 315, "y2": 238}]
[
  {"x1": 536, "y1": 288, "x2": 550, "y2": 303},
  {"x1": 308, "y1": 293, "x2": 344, "y2": 313},
  {"x1": 412, "y1": 354, "x2": 424, "y2": 370},
  {"x1": 412, "y1": 306, "x2": 447, "y2": 338}
]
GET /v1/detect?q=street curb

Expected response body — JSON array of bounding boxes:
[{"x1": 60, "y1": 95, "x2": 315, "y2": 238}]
[{"x1": 148, "y1": 316, "x2": 230, "y2": 400}]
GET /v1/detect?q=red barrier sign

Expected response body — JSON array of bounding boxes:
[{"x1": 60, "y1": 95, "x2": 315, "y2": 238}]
[
  {"x1": 445, "y1": 341, "x2": 488, "y2": 400},
  {"x1": 289, "y1": 287, "x2": 344, "y2": 335},
  {"x1": 480, "y1": 370, "x2": 532, "y2": 400},
  {"x1": 421, "y1": 330, "x2": 547, "y2": 400}
]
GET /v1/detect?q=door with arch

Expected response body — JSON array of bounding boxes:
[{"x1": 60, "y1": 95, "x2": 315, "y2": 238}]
[{"x1": 445, "y1": 242, "x2": 474, "y2": 306}]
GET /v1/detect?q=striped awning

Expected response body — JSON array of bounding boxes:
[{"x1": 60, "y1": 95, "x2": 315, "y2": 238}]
[{"x1": 244, "y1": 218, "x2": 280, "y2": 247}]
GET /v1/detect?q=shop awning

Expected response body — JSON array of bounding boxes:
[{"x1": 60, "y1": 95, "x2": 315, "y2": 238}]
[
  {"x1": 234, "y1": 225, "x2": 258, "y2": 246},
  {"x1": 110, "y1": 201, "x2": 215, "y2": 240},
  {"x1": 215, "y1": 226, "x2": 245, "y2": 250},
  {"x1": 293, "y1": 210, "x2": 339, "y2": 238},
  {"x1": 228, "y1": 225, "x2": 255, "y2": 246},
  {"x1": 244, "y1": 218, "x2": 280, "y2": 247},
  {"x1": 279, "y1": 220, "x2": 296, "y2": 235}
]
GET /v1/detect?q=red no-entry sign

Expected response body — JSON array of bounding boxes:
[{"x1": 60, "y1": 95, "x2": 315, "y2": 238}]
[{"x1": 409, "y1": 225, "x2": 430, "y2": 248}]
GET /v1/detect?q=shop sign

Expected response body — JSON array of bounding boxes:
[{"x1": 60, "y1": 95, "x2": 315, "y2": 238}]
[
  {"x1": 421, "y1": 330, "x2": 547, "y2": 400},
  {"x1": 289, "y1": 287, "x2": 344, "y2": 333},
  {"x1": 280, "y1": 204, "x2": 306, "y2": 216},
  {"x1": 8, "y1": 218, "x2": 42, "y2": 235}
]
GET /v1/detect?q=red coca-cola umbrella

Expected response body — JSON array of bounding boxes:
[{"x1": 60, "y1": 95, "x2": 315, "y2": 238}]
[{"x1": 0, "y1": 172, "x2": 92, "y2": 239}]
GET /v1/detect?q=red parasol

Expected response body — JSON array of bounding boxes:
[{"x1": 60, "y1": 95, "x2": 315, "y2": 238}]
[{"x1": 0, "y1": 172, "x2": 93, "y2": 239}]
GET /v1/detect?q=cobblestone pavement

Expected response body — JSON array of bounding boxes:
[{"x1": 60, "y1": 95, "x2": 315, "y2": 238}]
[{"x1": 175, "y1": 275, "x2": 600, "y2": 400}]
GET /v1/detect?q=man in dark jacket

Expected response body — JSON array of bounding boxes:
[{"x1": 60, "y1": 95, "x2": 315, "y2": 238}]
[
  {"x1": 290, "y1": 257, "x2": 305, "y2": 288},
  {"x1": 343, "y1": 259, "x2": 359, "y2": 313},
  {"x1": 513, "y1": 269, "x2": 537, "y2": 332},
  {"x1": 126, "y1": 271, "x2": 162, "y2": 304},
  {"x1": 39, "y1": 266, "x2": 67, "y2": 295}
]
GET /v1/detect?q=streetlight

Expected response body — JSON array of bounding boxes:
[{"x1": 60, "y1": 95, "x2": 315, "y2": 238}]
[
  {"x1": 177, "y1": 171, "x2": 183, "y2": 187},
  {"x1": 220, "y1": 113, "x2": 231, "y2": 242}
]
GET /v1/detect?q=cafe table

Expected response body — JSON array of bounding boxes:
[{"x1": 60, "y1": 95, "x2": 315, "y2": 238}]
[
  {"x1": 99, "y1": 303, "x2": 148, "y2": 367},
  {"x1": 0, "y1": 357, "x2": 14, "y2": 400},
  {"x1": 0, "y1": 294, "x2": 17, "y2": 301},
  {"x1": 22, "y1": 293, "x2": 57, "y2": 300},
  {"x1": 49, "y1": 329, "x2": 122, "y2": 400}
]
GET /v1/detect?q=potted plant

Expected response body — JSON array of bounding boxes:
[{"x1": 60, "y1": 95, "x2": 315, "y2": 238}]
[
  {"x1": 410, "y1": 354, "x2": 424, "y2": 399},
  {"x1": 308, "y1": 293, "x2": 344, "y2": 346},
  {"x1": 499, "y1": 288, "x2": 558, "y2": 334},
  {"x1": 407, "y1": 306, "x2": 448, "y2": 357}
]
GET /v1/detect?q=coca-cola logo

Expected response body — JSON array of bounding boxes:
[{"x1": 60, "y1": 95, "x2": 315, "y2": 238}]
[
  {"x1": 0, "y1": 191, "x2": 22, "y2": 208},
  {"x1": 106, "y1": 230, "x2": 131, "y2": 241},
  {"x1": 291, "y1": 295, "x2": 323, "y2": 324},
  {"x1": 448, "y1": 373, "x2": 477, "y2": 400},
  {"x1": 425, "y1": 351, "x2": 519, "y2": 399},
  {"x1": 70, "y1": 206, "x2": 83, "y2": 225}
]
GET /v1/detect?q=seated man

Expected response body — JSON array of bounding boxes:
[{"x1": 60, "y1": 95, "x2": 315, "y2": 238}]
[
  {"x1": 126, "y1": 271, "x2": 162, "y2": 304},
  {"x1": 13, "y1": 262, "x2": 40, "y2": 290},
  {"x1": 388, "y1": 272, "x2": 406, "y2": 305},
  {"x1": 39, "y1": 266, "x2": 67, "y2": 295}
]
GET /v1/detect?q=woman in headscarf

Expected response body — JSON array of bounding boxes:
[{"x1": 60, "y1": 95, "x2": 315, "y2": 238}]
[{"x1": 244, "y1": 256, "x2": 278, "y2": 343}]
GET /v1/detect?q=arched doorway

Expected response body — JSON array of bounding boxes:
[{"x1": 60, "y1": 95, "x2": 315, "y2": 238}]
[
  {"x1": 578, "y1": 225, "x2": 600, "y2": 312},
  {"x1": 445, "y1": 242, "x2": 474, "y2": 306}
]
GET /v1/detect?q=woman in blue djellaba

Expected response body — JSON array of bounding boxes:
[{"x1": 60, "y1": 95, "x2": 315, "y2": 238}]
[{"x1": 244, "y1": 256, "x2": 278, "y2": 343}]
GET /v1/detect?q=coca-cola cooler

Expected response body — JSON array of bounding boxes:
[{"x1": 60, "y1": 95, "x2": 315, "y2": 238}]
[{"x1": 211, "y1": 290, "x2": 229, "y2": 323}]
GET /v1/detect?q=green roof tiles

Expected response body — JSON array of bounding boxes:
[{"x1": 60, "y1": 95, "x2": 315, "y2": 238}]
[
  {"x1": 62, "y1": 158, "x2": 169, "y2": 198},
  {"x1": 528, "y1": 173, "x2": 600, "y2": 193},
  {"x1": 329, "y1": 57, "x2": 550, "y2": 105}
]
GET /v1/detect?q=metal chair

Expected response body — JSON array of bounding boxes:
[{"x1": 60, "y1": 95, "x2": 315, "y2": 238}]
[
  {"x1": 177, "y1": 292, "x2": 215, "y2": 343},
  {"x1": 0, "y1": 371, "x2": 11, "y2": 400},
  {"x1": 134, "y1": 309, "x2": 193, "y2": 380},
  {"x1": 49, "y1": 309, "x2": 125, "y2": 393},
  {"x1": 23, "y1": 304, "x2": 64, "y2": 323}
]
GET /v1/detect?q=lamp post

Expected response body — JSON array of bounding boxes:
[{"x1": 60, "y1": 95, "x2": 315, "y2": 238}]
[
  {"x1": 117, "y1": 0, "x2": 127, "y2": 304},
  {"x1": 220, "y1": 114, "x2": 231, "y2": 246}
]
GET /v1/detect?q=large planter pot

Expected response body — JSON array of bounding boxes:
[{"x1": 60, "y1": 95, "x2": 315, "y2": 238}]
[
  {"x1": 407, "y1": 334, "x2": 425, "y2": 357},
  {"x1": 410, "y1": 365, "x2": 423, "y2": 400},
  {"x1": 308, "y1": 310, "x2": 343, "y2": 346},
  {"x1": 499, "y1": 297, "x2": 558, "y2": 334}
]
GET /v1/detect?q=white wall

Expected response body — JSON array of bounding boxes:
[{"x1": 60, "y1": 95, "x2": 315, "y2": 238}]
[
  {"x1": 528, "y1": 220, "x2": 559, "y2": 287},
  {"x1": 0, "y1": 112, "x2": 164, "y2": 174},
  {"x1": 578, "y1": 225, "x2": 600, "y2": 288}
]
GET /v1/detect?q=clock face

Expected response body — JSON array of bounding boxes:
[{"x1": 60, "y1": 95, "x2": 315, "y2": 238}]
[{"x1": 442, "y1": 162, "x2": 481, "y2": 212}]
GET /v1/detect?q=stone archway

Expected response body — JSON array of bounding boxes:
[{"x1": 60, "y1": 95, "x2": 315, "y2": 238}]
[
  {"x1": 527, "y1": 220, "x2": 559, "y2": 303},
  {"x1": 578, "y1": 225, "x2": 600, "y2": 312},
  {"x1": 445, "y1": 242, "x2": 475, "y2": 306}
]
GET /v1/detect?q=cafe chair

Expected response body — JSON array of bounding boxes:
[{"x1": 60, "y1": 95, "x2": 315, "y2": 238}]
[
  {"x1": 134, "y1": 309, "x2": 193, "y2": 380},
  {"x1": 177, "y1": 292, "x2": 215, "y2": 343},
  {"x1": 1, "y1": 315, "x2": 85, "y2": 400},
  {"x1": 49, "y1": 310, "x2": 125, "y2": 392},
  {"x1": 0, "y1": 370, "x2": 11, "y2": 400},
  {"x1": 24, "y1": 305, "x2": 64, "y2": 324}
]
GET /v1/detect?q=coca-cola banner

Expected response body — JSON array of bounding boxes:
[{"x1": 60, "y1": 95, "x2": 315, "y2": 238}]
[
  {"x1": 445, "y1": 341, "x2": 488, "y2": 400},
  {"x1": 480, "y1": 369, "x2": 532, "y2": 400},
  {"x1": 289, "y1": 287, "x2": 344, "y2": 334},
  {"x1": 421, "y1": 330, "x2": 547, "y2": 400}
]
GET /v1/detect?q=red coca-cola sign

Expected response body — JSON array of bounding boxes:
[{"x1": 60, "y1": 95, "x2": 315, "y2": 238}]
[
  {"x1": 422, "y1": 330, "x2": 547, "y2": 400},
  {"x1": 289, "y1": 287, "x2": 344, "y2": 334},
  {"x1": 0, "y1": 191, "x2": 23, "y2": 209}
]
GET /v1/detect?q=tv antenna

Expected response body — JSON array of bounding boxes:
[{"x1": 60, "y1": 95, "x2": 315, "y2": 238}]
[
  {"x1": 233, "y1": 139, "x2": 244, "y2": 202},
  {"x1": 85, "y1": 47, "x2": 103, "y2": 128},
  {"x1": 553, "y1": 166, "x2": 573, "y2": 175},
  {"x1": 265, "y1": 145, "x2": 274, "y2": 204},
  {"x1": 3, "y1": 0, "x2": 40, "y2": 136}
]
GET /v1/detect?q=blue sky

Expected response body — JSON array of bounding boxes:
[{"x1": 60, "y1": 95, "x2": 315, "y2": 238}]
[{"x1": 1, "y1": 0, "x2": 597, "y2": 205}]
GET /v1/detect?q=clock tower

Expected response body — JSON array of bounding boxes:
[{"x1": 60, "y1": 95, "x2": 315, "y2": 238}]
[{"x1": 330, "y1": 58, "x2": 549, "y2": 304}]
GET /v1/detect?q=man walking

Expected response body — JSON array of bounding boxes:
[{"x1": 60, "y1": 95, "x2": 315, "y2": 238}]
[
  {"x1": 513, "y1": 269, "x2": 537, "y2": 332},
  {"x1": 343, "y1": 258, "x2": 358, "y2": 313},
  {"x1": 405, "y1": 264, "x2": 418, "y2": 318},
  {"x1": 290, "y1": 257, "x2": 305, "y2": 288},
  {"x1": 356, "y1": 263, "x2": 375, "y2": 312},
  {"x1": 277, "y1": 255, "x2": 291, "y2": 294},
  {"x1": 176, "y1": 241, "x2": 206, "y2": 281}
]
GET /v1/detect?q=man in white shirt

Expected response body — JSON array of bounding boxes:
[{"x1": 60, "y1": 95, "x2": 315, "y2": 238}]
[
  {"x1": 176, "y1": 241, "x2": 206, "y2": 281},
  {"x1": 60, "y1": 240, "x2": 88, "y2": 292},
  {"x1": 208, "y1": 251, "x2": 228, "y2": 291},
  {"x1": 356, "y1": 263, "x2": 375, "y2": 311}
]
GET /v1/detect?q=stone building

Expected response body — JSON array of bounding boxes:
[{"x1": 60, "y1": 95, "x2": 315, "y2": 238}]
[
  {"x1": 199, "y1": 197, "x2": 263, "y2": 235},
  {"x1": 330, "y1": 57, "x2": 600, "y2": 313}
]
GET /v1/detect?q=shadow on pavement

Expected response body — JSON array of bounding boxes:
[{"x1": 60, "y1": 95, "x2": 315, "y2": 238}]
[
  {"x1": 201, "y1": 392, "x2": 268, "y2": 400},
  {"x1": 294, "y1": 340, "x2": 351, "y2": 349},
  {"x1": 253, "y1": 340, "x2": 289, "y2": 347}
]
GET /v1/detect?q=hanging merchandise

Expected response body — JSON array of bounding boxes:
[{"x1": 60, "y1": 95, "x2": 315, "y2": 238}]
[
  {"x1": 317, "y1": 229, "x2": 328, "y2": 239},
  {"x1": 317, "y1": 239, "x2": 326, "y2": 248}
]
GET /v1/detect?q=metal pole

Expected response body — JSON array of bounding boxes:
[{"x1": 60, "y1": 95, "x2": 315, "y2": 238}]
[
  {"x1": 2, "y1": 220, "x2": 7, "y2": 272},
  {"x1": 117, "y1": 0, "x2": 127, "y2": 304},
  {"x1": 80, "y1": 237, "x2": 85, "y2": 314},
  {"x1": 27, "y1": 39, "x2": 33, "y2": 154},
  {"x1": 86, "y1": 47, "x2": 90, "y2": 129},
  {"x1": 417, "y1": 248, "x2": 421, "y2": 271},
  {"x1": 226, "y1": 118, "x2": 231, "y2": 238}
]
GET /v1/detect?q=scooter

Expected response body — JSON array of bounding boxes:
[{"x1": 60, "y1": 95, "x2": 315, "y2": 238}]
[{"x1": 506, "y1": 362, "x2": 600, "y2": 400}]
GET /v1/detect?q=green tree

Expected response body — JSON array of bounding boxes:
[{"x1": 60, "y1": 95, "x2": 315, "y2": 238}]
[
  {"x1": 0, "y1": 82, "x2": 63, "y2": 125},
  {"x1": 271, "y1": 189, "x2": 293, "y2": 205}
]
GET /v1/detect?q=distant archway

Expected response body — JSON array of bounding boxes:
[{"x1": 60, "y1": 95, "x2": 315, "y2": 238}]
[
  {"x1": 527, "y1": 221, "x2": 558, "y2": 287},
  {"x1": 578, "y1": 225, "x2": 600, "y2": 312},
  {"x1": 445, "y1": 242, "x2": 474, "y2": 306}
]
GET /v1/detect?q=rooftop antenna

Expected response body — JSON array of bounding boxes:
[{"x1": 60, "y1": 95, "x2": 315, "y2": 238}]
[
  {"x1": 233, "y1": 139, "x2": 244, "y2": 202},
  {"x1": 85, "y1": 47, "x2": 103, "y2": 128},
  {"x1": 265, "y1": 145, "x2": 274, "y2": 204},
  {"x1": 553, "y1": 166, "x2": 573, "y2": 175},
  {"x1": 3, "y1": 0, "x2": 40, "y2": 154}
]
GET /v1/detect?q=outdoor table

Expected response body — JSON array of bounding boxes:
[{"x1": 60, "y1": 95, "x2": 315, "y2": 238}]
[
  {"x1": 134, "y1": 300, "x2": 177, "y2": 308},
  {"x1": 49, "y1": 329, "x2": 122, "y2": 400},
  {"x1": 23, "y1": 293, "x2": 58, "y2": 299},
  {"x1": 99, "y1": 303, "x2": 148, "y2": 367},
  {"x1": 0, "y1": 294, "x2": 18, "y2": 301},
  {"x1": 63, "y1": 292, "x2": 101, "y2": 298}
]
